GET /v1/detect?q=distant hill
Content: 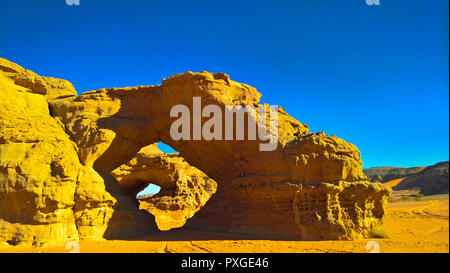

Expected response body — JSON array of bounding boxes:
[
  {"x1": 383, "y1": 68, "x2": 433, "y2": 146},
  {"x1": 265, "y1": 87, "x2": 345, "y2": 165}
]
[
  {"x1": 137, "y1": 193, "x2": 156, "y2": 200},
  {"x1": 364, "y1": 161, "x2": 449, "y2": 196},
  {"x1": 393, "y1": 161, "x2": 449, "y2": 195},
  {"x1": 363, "y1": 166, "x2": 426, "y2": 183}
]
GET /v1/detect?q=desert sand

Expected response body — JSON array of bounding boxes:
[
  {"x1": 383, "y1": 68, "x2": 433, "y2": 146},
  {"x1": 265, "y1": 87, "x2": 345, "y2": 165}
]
[{"x1": 1, "y1": 197, "x2": 447, "y2": 253}]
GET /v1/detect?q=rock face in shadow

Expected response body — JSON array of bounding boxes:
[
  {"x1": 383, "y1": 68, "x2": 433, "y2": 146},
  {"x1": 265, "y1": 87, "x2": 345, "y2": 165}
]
[
  {"x1": 0, "y1": 58, "x2": 391, "y2": 245},
  {"x1": 112, "y1": 144, "x2": 217, "y2": 230}
]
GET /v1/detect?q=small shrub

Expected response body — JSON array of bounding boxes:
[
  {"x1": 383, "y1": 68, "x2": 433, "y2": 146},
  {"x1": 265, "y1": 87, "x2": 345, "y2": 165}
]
[
  {"x1": 414, "y1": 194, "x2": 424, "y2": 201},
  {"x1": 370, "y1": 224, "x2": 389, "y2": 239},
  {"x1": 401, "y1": 196, "x2": 410, "y2": 201}
]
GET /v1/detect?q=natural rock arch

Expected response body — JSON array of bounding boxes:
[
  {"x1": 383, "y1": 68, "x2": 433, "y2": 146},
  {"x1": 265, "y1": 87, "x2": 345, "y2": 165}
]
[
  {"x1": 0, "y1": 58, "x2": 390, "y2": 246},
  {"x1": 50, "y1": 71, "x2": 389, "y2": 240}
]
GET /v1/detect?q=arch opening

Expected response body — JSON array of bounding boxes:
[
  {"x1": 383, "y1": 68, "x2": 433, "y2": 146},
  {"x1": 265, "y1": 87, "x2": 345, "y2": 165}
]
[{"x1": 136, "y1": 183, "x2": 161, "y2": 199}]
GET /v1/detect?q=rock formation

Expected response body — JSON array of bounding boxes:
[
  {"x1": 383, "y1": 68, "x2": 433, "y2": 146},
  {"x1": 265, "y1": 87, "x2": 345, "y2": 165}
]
[
  {"x1": 0, "y1": 58, "x2": 390, "y2": 246},
  {"x1": 112, "y1": 144, "x2": 217, "y2": 230},
  {"x1": 0, "y1": 58, "x2": 120, "y2": 246}
]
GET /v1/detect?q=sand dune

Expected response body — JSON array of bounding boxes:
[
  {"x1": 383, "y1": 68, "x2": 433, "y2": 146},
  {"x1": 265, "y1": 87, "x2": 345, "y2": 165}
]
[{"x1": 385, "y1": 177, "x2": 406, "y2": 188}]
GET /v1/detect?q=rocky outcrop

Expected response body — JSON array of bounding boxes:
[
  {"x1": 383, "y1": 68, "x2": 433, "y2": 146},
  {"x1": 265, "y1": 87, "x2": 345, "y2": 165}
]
[
  {"x1": 112, "y1": 144, "x2": 217, "y2": 230},
  {"x1": 294, "y1": 181, "x2": 389, "y2": 239},
  {"x1": 0, "y1": 58, "x2": 118, "y2": 246},
  {"x1": 0, "y1": 58, "x2": 391, "y2": 245}
]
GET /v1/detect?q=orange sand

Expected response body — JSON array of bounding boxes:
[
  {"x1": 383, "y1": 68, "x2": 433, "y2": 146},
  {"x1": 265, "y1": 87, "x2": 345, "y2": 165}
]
[
  {"x1": 1, "y1": 198, "x2": 448, "y2": 253},
  {"x1": 384, "y1": 177, "x2": 406, "y2": 188}
]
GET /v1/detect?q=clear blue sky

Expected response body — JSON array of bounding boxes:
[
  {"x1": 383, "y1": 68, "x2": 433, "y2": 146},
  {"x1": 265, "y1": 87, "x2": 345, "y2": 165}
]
[{"x1": 1, "y1": 0, "x2": 448, "y2": 168}]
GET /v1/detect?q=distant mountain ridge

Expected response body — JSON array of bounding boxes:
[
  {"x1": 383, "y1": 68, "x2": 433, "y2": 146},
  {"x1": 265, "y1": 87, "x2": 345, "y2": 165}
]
[
  {"x1": 364, "y1": 166, "x2": 426, "y2": 183},
  {"x1": 394, "y1": 161, "x2": 449, "y2": 195},
  {"x1": 364, "y1": 161, "x2": 449, "y2": 195}
]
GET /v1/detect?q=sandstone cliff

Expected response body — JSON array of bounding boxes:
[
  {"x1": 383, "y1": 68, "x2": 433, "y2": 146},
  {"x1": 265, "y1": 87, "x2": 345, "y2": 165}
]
[
  {"x1": 0, "y1": 58, "x2": 390, "y2": 245},
  {"x1": 0, "y1": 58, "x2": 119, "y2": 246}
]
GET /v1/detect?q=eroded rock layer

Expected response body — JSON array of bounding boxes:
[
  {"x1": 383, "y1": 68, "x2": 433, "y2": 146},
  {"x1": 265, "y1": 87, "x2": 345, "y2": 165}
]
[
  {"x1": 0, "y1": 58, "x2": 119, "y2": 246},
  {"x1": 112, "y1": 144, "x2": 217, "y2": 230},
  {"x1": 0, "y1": 58, "x2": 390, "y2": 245}
]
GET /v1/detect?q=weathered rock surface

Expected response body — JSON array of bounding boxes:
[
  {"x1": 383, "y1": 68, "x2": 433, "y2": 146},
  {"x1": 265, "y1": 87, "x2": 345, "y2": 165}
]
[
  {"x1": 0, "y1": 58, "x2": 117, "y2": 246},
  {"x1": 112, "y1": 144, "x2": 217, "y2": 230},
  {"x1": 0, "y1": 58, "x2": 391, "y2": 245}
]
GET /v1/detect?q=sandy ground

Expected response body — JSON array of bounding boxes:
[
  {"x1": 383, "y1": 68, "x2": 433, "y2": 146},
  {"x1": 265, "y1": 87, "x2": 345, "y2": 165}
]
[
  {"x1": 384, "y1": 177, "x2": 406, "y2": 188},
  {"x1": 1, "y1": 197, "x2": 448, "y2": 253}
]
